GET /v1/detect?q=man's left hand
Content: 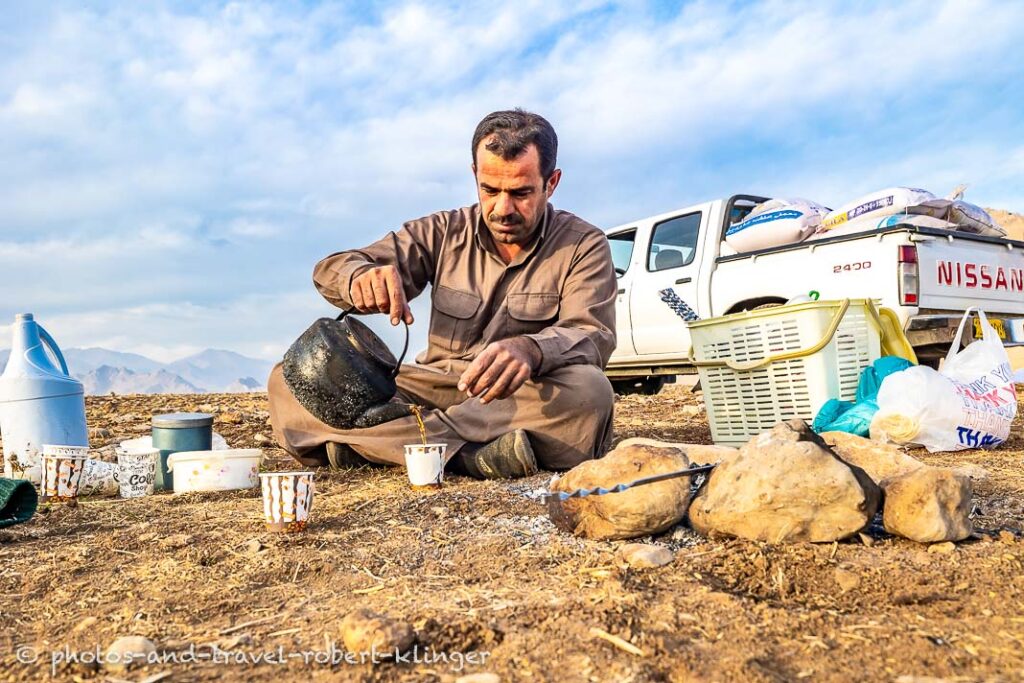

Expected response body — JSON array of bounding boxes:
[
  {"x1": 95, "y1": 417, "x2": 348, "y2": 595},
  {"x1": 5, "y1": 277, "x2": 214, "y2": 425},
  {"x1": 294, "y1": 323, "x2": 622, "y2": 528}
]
[{"x1": 458, "y1": 337, "x2": 542, "y2": 404}]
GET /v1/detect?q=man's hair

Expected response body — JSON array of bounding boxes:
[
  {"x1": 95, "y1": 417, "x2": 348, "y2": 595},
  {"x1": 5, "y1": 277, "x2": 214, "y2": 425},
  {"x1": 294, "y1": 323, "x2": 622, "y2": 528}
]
[{"x1": 471, "y1": 108, "x2": 558, "y2": 181}]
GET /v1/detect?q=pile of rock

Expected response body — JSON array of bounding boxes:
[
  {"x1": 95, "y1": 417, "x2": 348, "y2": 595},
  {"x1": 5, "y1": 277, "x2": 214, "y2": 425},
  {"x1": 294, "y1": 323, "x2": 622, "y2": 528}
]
[{"x1": 554, "y1": 420, "x2": 975, "y2": 545}]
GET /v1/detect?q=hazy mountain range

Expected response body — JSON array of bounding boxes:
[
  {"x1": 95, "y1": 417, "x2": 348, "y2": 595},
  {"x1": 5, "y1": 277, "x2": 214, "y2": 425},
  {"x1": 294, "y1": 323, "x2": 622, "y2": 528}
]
[{"x1": 0, "y1": 347, "x2": 273, "y2": 395}]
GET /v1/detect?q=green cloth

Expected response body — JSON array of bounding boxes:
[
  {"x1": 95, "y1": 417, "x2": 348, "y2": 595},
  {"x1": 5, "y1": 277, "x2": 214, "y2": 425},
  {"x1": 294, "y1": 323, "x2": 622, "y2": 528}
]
[{"x1": 0, "y1": 478, "x2": 38, "y2": 528}]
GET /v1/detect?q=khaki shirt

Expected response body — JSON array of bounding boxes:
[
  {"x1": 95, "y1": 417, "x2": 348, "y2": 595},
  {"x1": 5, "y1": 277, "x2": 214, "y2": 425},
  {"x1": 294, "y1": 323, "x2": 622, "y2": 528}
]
[{"x1": 312, "y1": 204, "x2": 617, "y2": 375}]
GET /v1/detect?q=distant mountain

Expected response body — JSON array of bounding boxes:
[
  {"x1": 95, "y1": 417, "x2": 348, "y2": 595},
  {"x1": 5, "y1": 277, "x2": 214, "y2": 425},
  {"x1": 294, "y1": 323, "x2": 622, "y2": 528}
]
[
  {"x1": 81, "y1": 365, "x2": 204, "y2": 395},
  {"x1": 64, "y1": 347, "x2": 165, "y2": 374},
  {"x1": 166, "y1": 349, "x2": 274, "y2": 392},
  {"x1": 0, "y1": 346, "x2": 272, "y2": 395}
]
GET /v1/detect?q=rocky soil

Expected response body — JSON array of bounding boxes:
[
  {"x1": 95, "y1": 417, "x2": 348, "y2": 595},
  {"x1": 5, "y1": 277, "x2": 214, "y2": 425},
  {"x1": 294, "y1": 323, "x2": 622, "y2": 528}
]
[{"x1": 1, "y1": 387, "x2": 1023, "y2": 682}]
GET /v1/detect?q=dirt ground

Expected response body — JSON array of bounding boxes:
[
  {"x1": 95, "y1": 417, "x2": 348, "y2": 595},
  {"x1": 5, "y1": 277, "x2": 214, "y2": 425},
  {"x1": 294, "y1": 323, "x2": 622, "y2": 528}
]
[{"x1": 1, "y1": 386, "x2": 1023, "y2": 682}]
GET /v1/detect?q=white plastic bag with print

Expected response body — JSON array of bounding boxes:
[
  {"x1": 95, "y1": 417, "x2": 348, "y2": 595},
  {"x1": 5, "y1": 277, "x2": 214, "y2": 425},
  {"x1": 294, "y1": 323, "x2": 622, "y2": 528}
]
[{"x1": 871, "y1": 309, "x2": 1018, "y2": 452}]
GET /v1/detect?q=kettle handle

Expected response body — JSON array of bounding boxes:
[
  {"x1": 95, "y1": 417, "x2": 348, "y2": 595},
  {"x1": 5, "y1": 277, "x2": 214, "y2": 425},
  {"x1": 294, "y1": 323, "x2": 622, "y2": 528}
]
[
  {"x1": 336, "y1": 309, "x2": 409, "y2": 379},
  {"x1": 37, "y1": 324, "x2": 70, "y2": 376}
]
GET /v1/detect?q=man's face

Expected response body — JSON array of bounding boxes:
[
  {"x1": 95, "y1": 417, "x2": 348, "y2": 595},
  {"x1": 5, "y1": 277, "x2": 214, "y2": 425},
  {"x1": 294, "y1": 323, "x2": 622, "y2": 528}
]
[{"x1": 473, "y1": 138, "x2": 561, "y2": 246}]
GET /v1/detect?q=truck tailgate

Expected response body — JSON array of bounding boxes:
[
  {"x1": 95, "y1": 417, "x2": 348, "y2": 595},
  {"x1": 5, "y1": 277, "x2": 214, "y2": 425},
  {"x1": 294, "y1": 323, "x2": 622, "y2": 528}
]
[{"x1": 917, "y1": 233, "x2": 1024, "y2": 315}]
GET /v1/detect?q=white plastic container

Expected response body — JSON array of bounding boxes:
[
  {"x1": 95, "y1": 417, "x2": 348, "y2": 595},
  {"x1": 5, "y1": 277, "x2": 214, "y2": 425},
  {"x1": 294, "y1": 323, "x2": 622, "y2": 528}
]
[
  {"x1": 0, "y1": 314, "x2": 88, "y2": 483},
  {"x1": 165, "y1": 449, "x2": 263, "y2": 494},
  {"x1": 688, "y1": 299, "x2": 882, "y2": 446}
]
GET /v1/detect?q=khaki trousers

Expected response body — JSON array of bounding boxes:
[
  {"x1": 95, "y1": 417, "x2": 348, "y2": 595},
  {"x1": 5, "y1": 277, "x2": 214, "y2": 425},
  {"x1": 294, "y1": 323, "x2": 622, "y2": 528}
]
[{"x1": 267, "y1": 360, "x2": 615, "y2": 470}]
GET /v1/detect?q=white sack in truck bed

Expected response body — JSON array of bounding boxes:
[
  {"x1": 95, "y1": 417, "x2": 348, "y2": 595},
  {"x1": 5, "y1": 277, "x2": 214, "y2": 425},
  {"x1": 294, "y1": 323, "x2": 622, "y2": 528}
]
[
  {"x1": 725, "y1": 198, "x2": 828, "y2": 252},
  {"x1": 808, "y1": 213, "x2": 958, "y2": 240},
  {"x1": 908, "y1": 199, "x2": 1007, "y2": 238},
  {"x1": 819, "y1": 187, "x2": 935, "y2": 232}
]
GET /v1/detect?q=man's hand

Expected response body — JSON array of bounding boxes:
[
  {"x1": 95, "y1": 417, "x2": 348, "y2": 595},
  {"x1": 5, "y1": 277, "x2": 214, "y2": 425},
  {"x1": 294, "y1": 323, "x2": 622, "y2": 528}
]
[
  {"x1": 349, "y1": 265, "x2": 413, "y2": 325},
  {"x1": 458, "y1": 337, "x2": 542, "y2": 404}
]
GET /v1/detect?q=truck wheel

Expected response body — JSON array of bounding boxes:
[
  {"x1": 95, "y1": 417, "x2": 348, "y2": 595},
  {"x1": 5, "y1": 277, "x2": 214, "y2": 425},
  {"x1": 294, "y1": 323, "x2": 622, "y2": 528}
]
[{"x1": 611, "y1": 376, "x2": 667, "y2": 396}]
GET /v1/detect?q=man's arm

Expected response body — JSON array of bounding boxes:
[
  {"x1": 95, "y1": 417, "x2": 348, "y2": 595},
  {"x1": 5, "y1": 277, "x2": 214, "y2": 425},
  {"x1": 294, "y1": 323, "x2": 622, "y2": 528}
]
[{"x1": 312, "y1": 213, "x2": 448, "y2": 323}]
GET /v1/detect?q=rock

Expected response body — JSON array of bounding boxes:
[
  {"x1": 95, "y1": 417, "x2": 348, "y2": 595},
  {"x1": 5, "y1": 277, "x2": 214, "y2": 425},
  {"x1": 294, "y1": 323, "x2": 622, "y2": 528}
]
[
  {"x1": 253, "y1": 433, "x2": 273, "y2": 447},
  {"x1": 456, "y1": 674, "x2": 501, "y2": 683},
  {"x1": 999, "y1": 530, "x2": 1016, "y2": 544},
  {"x1": 834, "y1": 567, "x2": 861, "y2": 592},
  {"x1": 243, "y1": 539, "x2": 264, "y2": 554},
  {"x1": 104, "y1": 636, "x2": 157, "y2": 672},
  {"x1": 73, "y1": 616, "x2": 99, "y2": 633},
  {"x1": 857, "y1": 533, "x2": 876, "y2": 547},
  {"x1": 950, "y1": 462, "x2": 990, "y2": 481},
  {"x1": 618, "y1": 543, "x2": 674, "y2": 569},
  {"x1": 820, "y1": 431, "x2": 924, "y2": 484},
  {"x1": 882, "y1": 468, "x2": 973, "y2": 543},
  {"x1": 89, "y1": 427, "x2": 113, "y2": 440},
  {"x1": 341, "y1": 609, "x2": 415, "y2": 657},
  {"x1": 927, "y1": 541, "x2": 957, "y2": 554},
  {"x1": 688, "y1": 420, "x2": 880, "y2": 543},
  {"x1": 217, "y1": 412, "x2": 244, "y2": 425},
  {"x1": 159, "y1": 534, "x2": 195, "y2": 549},
  {"x1": 615, "y1": 437, "x2": 736, "y2": 466},
  {"x1": 550, "y1": 443, "x2": 693, "y2": 540}
]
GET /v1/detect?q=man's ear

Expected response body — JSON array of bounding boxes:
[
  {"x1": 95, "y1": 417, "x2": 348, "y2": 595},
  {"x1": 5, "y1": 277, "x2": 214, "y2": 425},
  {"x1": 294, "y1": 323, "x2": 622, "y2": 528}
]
[
  {"x1": 471, "y1": 163, "x2": 477, "y2": 177},
  {"x1": 545, "y1": 169, "x2": 562, "y2": 197}
]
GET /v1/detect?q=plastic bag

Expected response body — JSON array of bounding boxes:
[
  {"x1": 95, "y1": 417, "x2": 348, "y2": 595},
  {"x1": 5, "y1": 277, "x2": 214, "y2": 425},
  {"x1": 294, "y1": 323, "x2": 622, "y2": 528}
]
[
  {"x1": 871, "y1": 309, "x2": 1018, "y2": 452},
  {"x1": 812, "y1": 357, "x2": 914, "y2": 437}
]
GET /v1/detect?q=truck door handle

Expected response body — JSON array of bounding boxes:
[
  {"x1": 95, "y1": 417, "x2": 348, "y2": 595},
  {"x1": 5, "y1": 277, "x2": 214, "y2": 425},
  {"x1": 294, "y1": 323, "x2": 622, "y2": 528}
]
[
  {"x1": 617, "y1": 289, "x2": 625, "y2": 295},
  {"x1": 675, "y1": 277, "x2": 691, "y2": 285}
]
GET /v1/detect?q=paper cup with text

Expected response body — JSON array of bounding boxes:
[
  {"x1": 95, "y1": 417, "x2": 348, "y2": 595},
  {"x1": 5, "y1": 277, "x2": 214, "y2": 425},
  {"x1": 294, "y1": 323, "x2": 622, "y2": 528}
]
[
  {"x1": 118, "y1": 448, "x2": 158, "y2": 498},
  {"x1": 260, "y1": 471, "x2": 315, "y2": 532},
  {"x1": 39, "y1": 445, "x2": 90, "y2": 502},
  {"x1": 404, "y1": 443, "x2": 446, "y2": 488}
]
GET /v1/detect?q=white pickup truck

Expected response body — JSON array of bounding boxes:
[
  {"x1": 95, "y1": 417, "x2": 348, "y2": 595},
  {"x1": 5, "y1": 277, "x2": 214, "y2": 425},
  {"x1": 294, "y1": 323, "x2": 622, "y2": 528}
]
[{"x1": 604, "y1": 194, "x2": 1024, "y2": 394}]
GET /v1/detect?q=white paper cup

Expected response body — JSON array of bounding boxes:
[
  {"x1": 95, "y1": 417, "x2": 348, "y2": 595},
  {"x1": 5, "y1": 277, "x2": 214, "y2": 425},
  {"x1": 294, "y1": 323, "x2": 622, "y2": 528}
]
[
  {"x1": 40, "y1": 445, "x2": 90, "y2": 502},
  {"x1": 404, "y1": 443, "x2": 447, "y2": 488},
  {"x1": 79, "y1": 459, "x2": 121, "y2": 497},
  {"x1": 260, "y1": 471, "x2": 315, "y2": 533},
  {"x1": 118, "y1": 448, "x2": 158, "y2": 498}
]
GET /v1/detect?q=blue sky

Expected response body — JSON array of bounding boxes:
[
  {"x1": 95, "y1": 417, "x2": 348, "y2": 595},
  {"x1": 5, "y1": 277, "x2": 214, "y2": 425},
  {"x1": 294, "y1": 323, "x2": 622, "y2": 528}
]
[{"x1": 1, "y1": 0, "x2": 1022, "y2": 363}]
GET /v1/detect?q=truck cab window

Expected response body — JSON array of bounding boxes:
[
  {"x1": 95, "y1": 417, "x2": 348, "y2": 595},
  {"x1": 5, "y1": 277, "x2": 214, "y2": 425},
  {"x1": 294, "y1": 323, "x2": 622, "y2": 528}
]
[
  {"x1": 607, "y1": 229, "x2": 636, "y2": 276},
  {"x1": 648, "y1": 212, "x2": 701, "y2": 271}
]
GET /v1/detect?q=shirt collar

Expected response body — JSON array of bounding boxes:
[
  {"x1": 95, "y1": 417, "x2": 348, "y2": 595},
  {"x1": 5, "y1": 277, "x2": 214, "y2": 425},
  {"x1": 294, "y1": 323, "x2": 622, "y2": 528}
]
[{"x1": 474, "y1": 203, "x2": 552, "y2": 266}]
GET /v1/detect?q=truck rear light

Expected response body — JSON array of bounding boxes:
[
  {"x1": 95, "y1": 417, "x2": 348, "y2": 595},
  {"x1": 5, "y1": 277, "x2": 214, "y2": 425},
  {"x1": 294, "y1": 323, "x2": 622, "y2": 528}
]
[{"x1": 898, "y1": 245, "x2": 919, "y2": 305}]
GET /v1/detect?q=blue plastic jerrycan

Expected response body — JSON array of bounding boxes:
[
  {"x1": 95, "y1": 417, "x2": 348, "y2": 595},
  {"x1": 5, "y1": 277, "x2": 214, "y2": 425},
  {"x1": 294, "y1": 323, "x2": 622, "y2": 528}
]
[{"x1": 0, "y1": 313, "x2": 88, "y2": 482}]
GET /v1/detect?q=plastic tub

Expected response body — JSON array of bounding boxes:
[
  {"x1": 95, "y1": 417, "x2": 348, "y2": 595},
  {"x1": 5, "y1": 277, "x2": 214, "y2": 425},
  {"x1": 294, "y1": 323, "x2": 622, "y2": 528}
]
[{"x1": 165, "y1": 449, "x2": 263, "y2": 494}]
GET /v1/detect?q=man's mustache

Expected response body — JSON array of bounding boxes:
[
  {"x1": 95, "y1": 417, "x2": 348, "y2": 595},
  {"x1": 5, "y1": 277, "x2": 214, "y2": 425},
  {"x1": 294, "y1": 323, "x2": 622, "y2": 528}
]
[{"x1": 489, "y1": 213, "x2": 524, "y2": 226}]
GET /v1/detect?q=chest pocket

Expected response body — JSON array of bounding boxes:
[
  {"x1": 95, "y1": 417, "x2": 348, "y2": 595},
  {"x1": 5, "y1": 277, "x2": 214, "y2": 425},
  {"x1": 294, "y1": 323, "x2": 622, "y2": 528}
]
[
  {"x1": 431, "y1": 285, "x2": 482, "y2": 353},
  {"x1": 507, "y1": 292, "x2": 560, "y2": 336}
]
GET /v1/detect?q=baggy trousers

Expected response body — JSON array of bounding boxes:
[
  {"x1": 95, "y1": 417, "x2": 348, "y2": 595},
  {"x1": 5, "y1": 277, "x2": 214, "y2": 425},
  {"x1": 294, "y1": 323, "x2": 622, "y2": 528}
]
[{"x1": 267, "y1": 359, "x2": 615, "y2": 470}]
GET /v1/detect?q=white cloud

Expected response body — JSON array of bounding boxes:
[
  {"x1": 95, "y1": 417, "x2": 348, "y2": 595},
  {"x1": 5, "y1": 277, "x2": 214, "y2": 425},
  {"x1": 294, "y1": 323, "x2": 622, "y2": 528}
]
[{"x1": 0, "y1": 0, "x2": 1022, "y2": 359}]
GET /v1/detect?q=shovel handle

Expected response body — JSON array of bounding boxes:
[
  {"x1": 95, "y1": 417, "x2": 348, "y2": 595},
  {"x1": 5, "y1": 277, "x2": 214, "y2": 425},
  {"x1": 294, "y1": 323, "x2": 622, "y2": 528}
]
[{"x1": 545, "y1": 462, "x2": 717, "y2": 503}]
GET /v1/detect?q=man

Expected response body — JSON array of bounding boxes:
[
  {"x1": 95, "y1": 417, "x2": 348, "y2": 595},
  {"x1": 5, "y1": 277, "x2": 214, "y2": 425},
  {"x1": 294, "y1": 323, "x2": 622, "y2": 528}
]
[{"x1": 268, "y1": 109, "x2": 617, "y2": 479}]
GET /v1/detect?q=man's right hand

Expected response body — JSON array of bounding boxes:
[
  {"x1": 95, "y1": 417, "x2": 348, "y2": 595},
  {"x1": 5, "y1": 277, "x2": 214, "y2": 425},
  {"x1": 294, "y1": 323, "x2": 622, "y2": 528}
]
[{"x1": 349, "y1": 265, "x2": 413, "y2": 325}]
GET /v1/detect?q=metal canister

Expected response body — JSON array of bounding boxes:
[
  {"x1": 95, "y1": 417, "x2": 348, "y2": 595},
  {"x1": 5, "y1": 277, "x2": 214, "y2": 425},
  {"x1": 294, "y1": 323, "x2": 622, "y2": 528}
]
[{"x1": 151, "y1": 413, "x2": 213, "y2": 491}]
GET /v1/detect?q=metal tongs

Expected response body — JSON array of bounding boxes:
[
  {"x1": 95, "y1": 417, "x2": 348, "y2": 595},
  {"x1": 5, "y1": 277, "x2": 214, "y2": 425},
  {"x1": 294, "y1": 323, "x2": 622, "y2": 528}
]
[{"x1": 541, "y1": 462, "x2": 718, "y2": 532}]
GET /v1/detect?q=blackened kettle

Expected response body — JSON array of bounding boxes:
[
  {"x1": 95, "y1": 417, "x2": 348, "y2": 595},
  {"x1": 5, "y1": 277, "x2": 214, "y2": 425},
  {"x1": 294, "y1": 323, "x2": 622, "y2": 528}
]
[{"x1": 282, "y1": 310, "x2": 409, "y2": 429}]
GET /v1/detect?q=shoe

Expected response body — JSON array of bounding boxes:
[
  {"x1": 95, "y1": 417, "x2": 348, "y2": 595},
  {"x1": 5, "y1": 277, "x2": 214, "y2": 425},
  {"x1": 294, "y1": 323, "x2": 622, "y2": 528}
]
[
  {"x1": 458, "y1": 429, "x2": 539, "y2": 480},
  {"x1": 325, "y1": 441, "x2": 371, "y2": 470}
]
